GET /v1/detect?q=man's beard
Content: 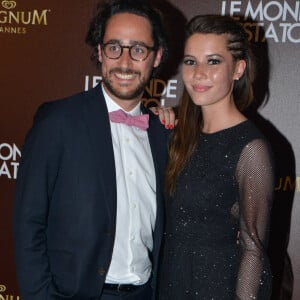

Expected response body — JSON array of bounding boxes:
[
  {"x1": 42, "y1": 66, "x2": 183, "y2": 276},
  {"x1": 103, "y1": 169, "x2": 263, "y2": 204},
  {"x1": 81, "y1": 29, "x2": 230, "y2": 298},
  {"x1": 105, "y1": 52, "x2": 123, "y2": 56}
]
[{"x1": 102, "y1": 68, "x2": 149, "y2": 100}]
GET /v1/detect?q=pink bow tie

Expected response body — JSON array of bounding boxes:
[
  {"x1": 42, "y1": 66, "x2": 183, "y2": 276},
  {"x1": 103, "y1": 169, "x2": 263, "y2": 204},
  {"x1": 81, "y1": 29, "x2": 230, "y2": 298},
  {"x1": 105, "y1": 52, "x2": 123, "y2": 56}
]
[{"x1": 109, "y1": 109, "x2": 149, "y2": 131}]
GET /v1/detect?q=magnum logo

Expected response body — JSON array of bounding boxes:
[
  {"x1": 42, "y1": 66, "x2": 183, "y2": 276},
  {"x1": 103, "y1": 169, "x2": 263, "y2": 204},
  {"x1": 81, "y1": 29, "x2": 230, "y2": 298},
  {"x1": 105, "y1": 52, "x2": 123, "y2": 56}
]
[
  {"x1": 0, "y1": 284, "x2": 20, "y2": 299},
  {"x1": 2, "y1": 0, "x2": 16, "y2": 10},
  {"x1": 0, "y1": 0, "x2": 51, "y2": 34}
]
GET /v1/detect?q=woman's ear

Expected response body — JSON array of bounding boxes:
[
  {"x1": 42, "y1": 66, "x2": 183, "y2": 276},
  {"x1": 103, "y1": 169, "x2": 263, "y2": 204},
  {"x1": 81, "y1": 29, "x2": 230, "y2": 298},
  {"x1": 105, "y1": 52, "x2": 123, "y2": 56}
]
[{"x1": 234, "y1": 59, "x2": 246, "y2": 80}]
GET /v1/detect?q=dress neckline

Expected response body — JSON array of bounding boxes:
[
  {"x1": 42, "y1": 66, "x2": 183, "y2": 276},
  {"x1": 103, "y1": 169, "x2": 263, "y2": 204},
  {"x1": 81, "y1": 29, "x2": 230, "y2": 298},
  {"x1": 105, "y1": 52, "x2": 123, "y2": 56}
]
[{"x1": 201, "y1": 119, "x2": 249, "y2": 137}]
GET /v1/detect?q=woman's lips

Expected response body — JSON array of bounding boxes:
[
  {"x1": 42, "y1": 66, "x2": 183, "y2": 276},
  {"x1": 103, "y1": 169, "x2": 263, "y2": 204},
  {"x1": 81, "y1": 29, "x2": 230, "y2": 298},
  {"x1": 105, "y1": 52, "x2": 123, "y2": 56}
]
[{"x1": 192, "y1": 84, "x2": 211, "y2": 92}]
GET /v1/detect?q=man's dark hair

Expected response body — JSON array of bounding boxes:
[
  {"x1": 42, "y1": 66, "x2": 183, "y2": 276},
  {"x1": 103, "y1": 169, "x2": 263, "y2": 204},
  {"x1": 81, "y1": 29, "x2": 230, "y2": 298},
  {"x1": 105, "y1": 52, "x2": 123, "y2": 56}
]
[{"x1": 86, "y1": 0, "x2": 169, "y2": 76}]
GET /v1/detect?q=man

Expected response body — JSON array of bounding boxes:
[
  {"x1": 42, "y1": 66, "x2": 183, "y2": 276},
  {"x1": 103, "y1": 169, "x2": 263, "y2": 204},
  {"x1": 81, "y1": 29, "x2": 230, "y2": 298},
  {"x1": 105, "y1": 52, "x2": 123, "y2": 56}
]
[{"x1": 13, "y1": 1, "x2": 170, "y2": 299}]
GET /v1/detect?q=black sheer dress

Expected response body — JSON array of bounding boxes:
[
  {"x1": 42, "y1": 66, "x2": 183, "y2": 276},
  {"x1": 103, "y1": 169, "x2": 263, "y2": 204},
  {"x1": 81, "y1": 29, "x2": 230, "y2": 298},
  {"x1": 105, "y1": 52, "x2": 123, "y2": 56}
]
[{"x1": 158, "y1": 120, "x2": 274, "y2": 300}]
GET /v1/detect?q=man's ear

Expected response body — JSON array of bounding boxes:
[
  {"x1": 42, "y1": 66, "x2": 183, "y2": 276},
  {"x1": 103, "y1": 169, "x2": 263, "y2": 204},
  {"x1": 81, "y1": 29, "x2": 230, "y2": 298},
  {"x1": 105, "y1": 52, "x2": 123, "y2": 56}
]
[
  {"x1": 153, "y1": 47, "x2": 163, "y2": 68},
  {"x1": 97, "y1": 44, "x2": 103, "y2": 63}
]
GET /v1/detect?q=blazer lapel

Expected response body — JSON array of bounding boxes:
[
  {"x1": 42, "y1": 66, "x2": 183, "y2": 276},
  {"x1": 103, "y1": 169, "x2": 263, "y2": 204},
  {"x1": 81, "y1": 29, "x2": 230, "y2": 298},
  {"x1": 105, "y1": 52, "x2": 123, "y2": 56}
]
[
  {"x1": 83, "y1": 84, "x2": 117, "y2": 221},
  {"x1": 142, "y1": 105, "x2": 168, "y2": 243}
]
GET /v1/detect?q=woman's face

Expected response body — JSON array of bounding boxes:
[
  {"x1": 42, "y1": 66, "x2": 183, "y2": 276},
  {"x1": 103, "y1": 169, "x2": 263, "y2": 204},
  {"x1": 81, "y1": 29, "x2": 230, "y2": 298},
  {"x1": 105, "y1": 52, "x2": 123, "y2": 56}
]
[{"x1": 182, "y1": 33, "x2": 245, "y2": 108}]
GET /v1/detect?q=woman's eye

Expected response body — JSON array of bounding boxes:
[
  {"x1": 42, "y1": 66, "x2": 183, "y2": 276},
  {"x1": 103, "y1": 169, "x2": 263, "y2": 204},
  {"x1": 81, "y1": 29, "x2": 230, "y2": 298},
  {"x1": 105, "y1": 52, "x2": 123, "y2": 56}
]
[
  {"x1": 183, "y1": 59, "x2": 196, "y2": 66},
  {"x1": 208, "y1": 59, "x2": 221, "y2": 65}
]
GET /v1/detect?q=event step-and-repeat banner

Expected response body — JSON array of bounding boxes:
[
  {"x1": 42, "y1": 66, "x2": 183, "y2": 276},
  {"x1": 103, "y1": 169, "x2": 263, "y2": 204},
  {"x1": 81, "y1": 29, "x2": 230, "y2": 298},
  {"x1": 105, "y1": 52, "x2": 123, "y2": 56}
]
[{"x1": 1, "y1": 0, "x2": 299, "y2": 299}]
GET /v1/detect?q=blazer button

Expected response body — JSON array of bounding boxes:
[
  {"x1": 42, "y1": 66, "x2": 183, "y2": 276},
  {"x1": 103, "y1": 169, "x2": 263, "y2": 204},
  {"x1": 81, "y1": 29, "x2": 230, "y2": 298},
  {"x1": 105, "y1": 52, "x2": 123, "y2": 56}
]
[{"x1": 98, "y1": 267, "x2": 106, "y2": 276}]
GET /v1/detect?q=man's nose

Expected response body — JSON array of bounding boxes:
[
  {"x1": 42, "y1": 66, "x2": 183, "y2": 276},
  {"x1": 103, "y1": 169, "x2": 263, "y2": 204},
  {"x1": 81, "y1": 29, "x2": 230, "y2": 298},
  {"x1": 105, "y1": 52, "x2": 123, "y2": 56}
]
[{"x1": 118, "y1": 48, "x2": 133, "y2": 67}]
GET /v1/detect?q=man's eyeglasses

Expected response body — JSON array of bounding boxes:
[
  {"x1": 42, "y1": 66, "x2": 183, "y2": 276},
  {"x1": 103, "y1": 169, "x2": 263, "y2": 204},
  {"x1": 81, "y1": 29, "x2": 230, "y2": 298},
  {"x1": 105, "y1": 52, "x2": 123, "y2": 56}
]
[{"x1": 101, "y1": 42, "x2": 156, "y2": 61}]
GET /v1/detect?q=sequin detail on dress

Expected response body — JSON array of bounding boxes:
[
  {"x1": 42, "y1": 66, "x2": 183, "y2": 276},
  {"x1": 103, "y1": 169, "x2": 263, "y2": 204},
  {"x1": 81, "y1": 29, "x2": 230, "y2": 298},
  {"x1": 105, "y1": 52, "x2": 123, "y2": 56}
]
[{"x1": 158, "y1": 120, "x2": 274, "y2": 300}]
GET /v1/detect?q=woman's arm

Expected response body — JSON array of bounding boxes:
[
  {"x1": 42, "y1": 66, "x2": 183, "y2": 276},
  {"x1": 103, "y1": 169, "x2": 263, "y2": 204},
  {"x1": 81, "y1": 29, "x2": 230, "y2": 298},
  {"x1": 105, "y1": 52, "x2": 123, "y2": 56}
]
[{"x1": 235, "y1": 138, "x2": 274, "y2": 300}]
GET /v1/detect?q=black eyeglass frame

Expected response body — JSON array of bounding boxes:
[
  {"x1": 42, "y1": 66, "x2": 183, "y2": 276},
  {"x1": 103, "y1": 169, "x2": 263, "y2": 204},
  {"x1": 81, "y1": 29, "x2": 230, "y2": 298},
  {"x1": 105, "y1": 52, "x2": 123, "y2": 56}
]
[{"x1": 101, "y1": 42, "x2": 157, "y2": 61}]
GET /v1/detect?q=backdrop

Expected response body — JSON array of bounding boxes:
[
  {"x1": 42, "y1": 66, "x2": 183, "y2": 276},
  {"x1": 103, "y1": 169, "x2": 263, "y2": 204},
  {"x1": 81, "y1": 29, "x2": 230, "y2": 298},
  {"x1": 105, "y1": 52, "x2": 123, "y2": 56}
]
[{"x1": 1, "y1": 0, "x2": 299, "y2": 299}]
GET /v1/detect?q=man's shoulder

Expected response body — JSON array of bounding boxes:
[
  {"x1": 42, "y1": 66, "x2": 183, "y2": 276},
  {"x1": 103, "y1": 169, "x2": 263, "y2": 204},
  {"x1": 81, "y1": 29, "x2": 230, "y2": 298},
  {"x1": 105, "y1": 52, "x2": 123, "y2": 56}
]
[
  {"x1": 33, "y1": 85, "x2": 103, "y2": 122},
  {"x1": 43, "y1": 84, "x2": 102, "y2": 110}
]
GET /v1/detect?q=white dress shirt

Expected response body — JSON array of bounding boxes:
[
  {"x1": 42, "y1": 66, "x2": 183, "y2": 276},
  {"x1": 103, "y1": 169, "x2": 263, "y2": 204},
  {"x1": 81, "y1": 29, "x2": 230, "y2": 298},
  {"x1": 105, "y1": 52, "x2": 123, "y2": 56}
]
[{"x1": 102, "y1": 85, "x2": 157, "y2": 285}]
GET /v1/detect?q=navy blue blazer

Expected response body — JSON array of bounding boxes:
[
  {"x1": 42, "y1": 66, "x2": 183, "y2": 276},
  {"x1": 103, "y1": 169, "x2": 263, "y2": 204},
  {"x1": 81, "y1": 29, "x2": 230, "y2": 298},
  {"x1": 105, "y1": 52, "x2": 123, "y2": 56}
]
[{"x1": 13, "y1": 84, "x2": 169, "y2": 300}]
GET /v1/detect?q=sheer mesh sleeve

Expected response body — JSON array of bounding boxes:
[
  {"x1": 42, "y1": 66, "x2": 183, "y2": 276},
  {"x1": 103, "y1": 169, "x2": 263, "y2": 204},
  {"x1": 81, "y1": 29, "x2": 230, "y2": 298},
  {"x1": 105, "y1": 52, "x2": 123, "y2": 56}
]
[{"x1": 235, "y1": 138, "x2": 274, "y2": 300}]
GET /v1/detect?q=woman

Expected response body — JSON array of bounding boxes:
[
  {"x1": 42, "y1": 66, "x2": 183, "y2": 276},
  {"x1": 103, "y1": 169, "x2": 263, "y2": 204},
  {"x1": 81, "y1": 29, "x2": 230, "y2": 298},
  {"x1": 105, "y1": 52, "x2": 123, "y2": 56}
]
[{"x1": 158, "y1": 15, "x2": 274, "y2": 299}]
